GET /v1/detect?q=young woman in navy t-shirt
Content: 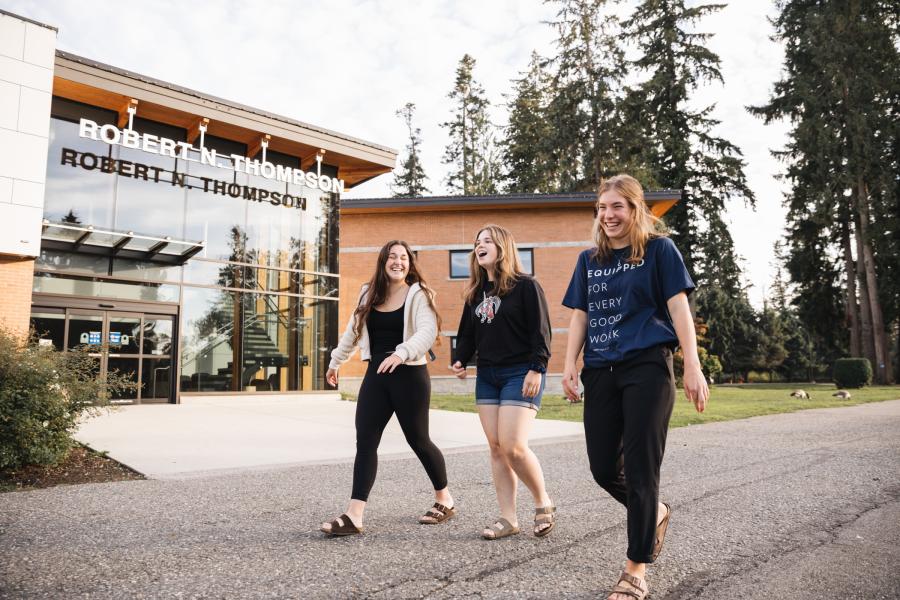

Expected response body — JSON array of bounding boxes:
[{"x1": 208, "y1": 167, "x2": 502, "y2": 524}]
[{"x1": 562, "y1": 175, "x2": 709, "y2": 600}]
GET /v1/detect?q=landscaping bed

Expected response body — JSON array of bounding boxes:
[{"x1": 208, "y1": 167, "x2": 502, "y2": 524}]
[{"x1": 0, "y1": 444, "x2": 144, "y2": 493}]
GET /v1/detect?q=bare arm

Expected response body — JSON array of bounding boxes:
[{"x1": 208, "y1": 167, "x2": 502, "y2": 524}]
[
  {"x1": 667, "y1": 291, "x2": 709, "y2": 413},
  {"x1": 562, "y1": 309, "x2": 587, "y2": 402}
]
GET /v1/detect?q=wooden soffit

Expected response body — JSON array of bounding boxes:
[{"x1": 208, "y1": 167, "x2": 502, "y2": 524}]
[{"x1": 52, "y1": 54, "x2": 396, "y2": 189}]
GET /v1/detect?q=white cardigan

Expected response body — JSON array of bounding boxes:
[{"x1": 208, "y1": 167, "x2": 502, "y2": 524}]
[{"x1": 329, "y1": 282, "x2": 438, "y2": 370}]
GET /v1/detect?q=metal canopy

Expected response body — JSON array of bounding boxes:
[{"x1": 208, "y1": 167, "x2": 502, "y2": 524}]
[{"x1": 41, "y1": 220, "x2": 205, "y2": 265}]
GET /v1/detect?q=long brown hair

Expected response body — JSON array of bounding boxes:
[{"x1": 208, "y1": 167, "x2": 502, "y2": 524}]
[
  {"x1": 463, "y1": 224, "x2": 526, "y2": 305},
  {"x1": 352, "y1": 240, "x2": 441, "y2": 345},
  {"x1": 591, "y1": 174, "x2": 666, "y2": 264}
]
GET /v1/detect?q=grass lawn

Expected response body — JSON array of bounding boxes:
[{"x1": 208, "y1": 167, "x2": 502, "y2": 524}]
[{"x1": 417, "y1": 384, "x2": 900, "y2": 428}]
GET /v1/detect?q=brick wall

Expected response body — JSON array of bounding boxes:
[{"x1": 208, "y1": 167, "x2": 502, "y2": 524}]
[
  {"x1": 0, "y1": 256, "x2": 35, "y2": 337},
  {"x1": 337, "y1": 206, "x2": 594, "y2": 384}
]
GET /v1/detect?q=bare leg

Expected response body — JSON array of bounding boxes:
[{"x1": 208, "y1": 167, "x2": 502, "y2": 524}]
[
  {"x1": 497, "y1": 406, "x2": 552, "y2": 510},
  {"x1": 478, "y1": 405, "x2": 519, "y2": 532}
]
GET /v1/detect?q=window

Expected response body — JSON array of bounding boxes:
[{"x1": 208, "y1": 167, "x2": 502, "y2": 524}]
[
  {"x1": 519, "y1": 248, "x2": 534, "y2": 275},
  {"x1": 449, "y1": 250, "x2": 470, "y2": 279}
]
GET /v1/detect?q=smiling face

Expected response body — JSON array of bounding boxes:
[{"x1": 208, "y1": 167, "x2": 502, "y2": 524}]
[
  {"x1": 596, "y1": 190, "x2": 635, "y2": 248},
  {"x1": 474, "y1": 229, "x2": 499, "y2": 273},
  {"x1": 383, "y1": 244, "x2": 410, "y2": 283}
]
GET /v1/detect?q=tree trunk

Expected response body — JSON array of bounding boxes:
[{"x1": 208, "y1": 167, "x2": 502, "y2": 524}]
[
  {"x1": 854, "y1": 179, "x2": 891, "y2": 383},
  {"x1": 840, "y1": 219, "x2": 862, "y2": 357},
  {"x1": 853, "y1": 221, "x2": 877, "y2": 372}
]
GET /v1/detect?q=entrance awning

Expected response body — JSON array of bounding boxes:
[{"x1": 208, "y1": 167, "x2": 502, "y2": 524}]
[{"x1": 41, "y1": 220, "x2": 205, "y2": 265}]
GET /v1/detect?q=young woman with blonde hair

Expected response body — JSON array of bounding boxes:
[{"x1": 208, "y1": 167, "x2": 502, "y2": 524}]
[
  {"x1": 450, "y1": 224, "x2": 556, "y2": 540},
  {"x1": 321, "y1": 240, "x2": 455, "y2": 536},
  {"x1": 561, "y1": 175, "x2": 709, "y2": 599}
]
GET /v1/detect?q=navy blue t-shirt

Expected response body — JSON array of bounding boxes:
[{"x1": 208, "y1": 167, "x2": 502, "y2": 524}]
[{"x1": 562, "y1": 237, "x2": 695, "y2": 367}]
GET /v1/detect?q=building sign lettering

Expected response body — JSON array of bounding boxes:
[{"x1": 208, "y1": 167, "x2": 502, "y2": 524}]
[
  {"x1": 77, "y1": 118, "x2": 345, "y2": 195},
  {"x1": 60, "y1": 148, "x2": 308, "y2": 210}
]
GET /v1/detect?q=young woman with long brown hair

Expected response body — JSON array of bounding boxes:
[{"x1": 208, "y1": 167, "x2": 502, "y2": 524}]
[
  {"x1": 321, "y1": 240, "x2": 455, "y2": 536},
  {"x1": 561, "y1": 175, "x2": 709, "y2": 599},
  {"x1": 450, "y1": 224, "x2": 556, "y2": 540}
]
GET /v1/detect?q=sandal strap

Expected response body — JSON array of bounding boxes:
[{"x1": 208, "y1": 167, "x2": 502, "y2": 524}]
[
  {"x1": 431, "y1": 502, "x2": 450, "y2": 515},
  {"x1": 609, "y1": 585, "x2": 644, "y2": 599},
  {"x1": 491, "y1": 517, "x2": 514, "y2": 531},
  {"x1": 618, "y1": 572, "x2": 645, "y2": 590},
  {"x1": 331, "y1": 513, "x2": 350, "y2": 528},
  {"x1": 329, "y1": 513, "x2": 359, "y2": 533},
  {"x1": 535, "y1": 505, "x2": 556, "y2": 515}
]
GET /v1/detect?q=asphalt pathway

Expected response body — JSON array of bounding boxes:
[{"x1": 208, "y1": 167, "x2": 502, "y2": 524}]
[{"x1": 2, "y1": 400, "x2": 899, "y2": 599}]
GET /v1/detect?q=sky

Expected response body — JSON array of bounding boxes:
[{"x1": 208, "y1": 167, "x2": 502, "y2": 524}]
[{"x1": 7, "y1": 0, "x2": 792, "y2": 307}]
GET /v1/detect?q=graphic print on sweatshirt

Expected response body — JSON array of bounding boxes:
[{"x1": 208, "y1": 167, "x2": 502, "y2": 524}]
[{"x1": 475, "y1": 292, "x2": 501, "y2": 323}]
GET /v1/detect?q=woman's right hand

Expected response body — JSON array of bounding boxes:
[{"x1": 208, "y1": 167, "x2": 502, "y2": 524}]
[
  {"x1": 449, "y1": 361, "x2": 467, "y2": 379},
  {"x1": 562, "y1": 364, "x2": 581, "y2": 403},
  {"x1": 326, "y1": 368, "x2": 338, "y2": 388}
]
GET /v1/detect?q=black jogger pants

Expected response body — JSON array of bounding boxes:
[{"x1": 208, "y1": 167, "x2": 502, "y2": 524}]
[
  {"x1": 351, "y1": 353, "x2": 448, "y2": 501},
  {"x1": 581, "y1": 345, "x2": 676, "y2": 564}
]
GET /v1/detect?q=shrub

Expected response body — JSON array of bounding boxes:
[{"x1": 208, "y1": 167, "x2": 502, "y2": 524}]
[
  {"x1": 832, "y1": 358, "x2": 872, "y2": 389},
  {"x1": 674, "y1": 346, "x2": 723, "y2": 385},
  {"x1": 0, "y1": 328, "x2": 137, "y2": 471}
]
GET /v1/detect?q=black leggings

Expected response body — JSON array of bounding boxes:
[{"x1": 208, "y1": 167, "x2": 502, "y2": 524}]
[
  {"x1": 351, "y1": 354, "x2": 448, "y2": 501},
  {"x1": 581, "y1": 345, "x2": 676, "y2": 564}
]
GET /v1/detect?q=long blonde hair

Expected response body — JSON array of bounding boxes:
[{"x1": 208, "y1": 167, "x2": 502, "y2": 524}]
[
  {"x1": 464, "y1": 224, "x2": 525, "y2": 305},
  {"x1": 591, "y1": 174, "x2": 666, "y2": 264}
]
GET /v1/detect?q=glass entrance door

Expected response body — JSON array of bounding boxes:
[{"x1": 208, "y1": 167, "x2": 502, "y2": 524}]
[{"x1": 32, "y1": 307, "x2": 176, "y2": 404}]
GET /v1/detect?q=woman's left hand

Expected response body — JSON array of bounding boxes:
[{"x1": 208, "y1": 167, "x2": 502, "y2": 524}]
[
  {"x1": 522, "y1": 370, "x2": 543, "y2": 398},
  {"x1": 377, "y1": 353, "x2": 404, "y2": 374},
  {"x1": 683, "y1": 364, "x2": 709, "y2": 413}
]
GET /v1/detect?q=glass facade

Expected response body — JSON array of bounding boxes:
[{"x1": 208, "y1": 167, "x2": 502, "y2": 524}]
[{"x1": 33, "y1": 98, "x2": 342, "y2": 398}]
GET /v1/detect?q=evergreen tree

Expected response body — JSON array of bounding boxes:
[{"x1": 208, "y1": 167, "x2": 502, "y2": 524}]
[
  {"x1": 501, "y1": 52, "x2": 555, "y2": 193},
  {"x1": 757, "y1": 304, "x2": 788, "y2": 380},
  {"x1": 392, "y1": 103, "x2": 430, "y2": 197},
  {"x1": 442, "y1": 54, "x2": 500, "y2": 195},
  {"x1": 750, "y1": 0, "x2": 899, "y2": 383},
  {"x1": 771, "y1": 262, "x2": 820, "y2": 381},
  {"x1": 543, "y1": 0, "x2": 629, "y2": 191},
  {"x1": 627, "y1": 0, "x2": 755, "y2": 282}
]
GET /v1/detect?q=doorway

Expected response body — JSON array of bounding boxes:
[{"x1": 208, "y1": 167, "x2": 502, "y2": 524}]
[{"x1": 31, "y1": 307, "x2": 176, "y2": 404}]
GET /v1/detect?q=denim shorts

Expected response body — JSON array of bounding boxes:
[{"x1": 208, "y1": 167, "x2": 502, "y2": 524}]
[{"x1": 475, "y1": 363, "x2": 544, "y2": 411}]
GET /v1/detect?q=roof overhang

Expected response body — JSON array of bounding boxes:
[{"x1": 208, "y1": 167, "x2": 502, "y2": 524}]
[
  {"x1": 52, "y1": 51, "x2": 397, "y2": 190},
  {"x1": 41, "y1": 220, "x2": 204, "y2": 265},
  {"x1": 342, "y1": 191, "x2": 682, "y2": 218}
]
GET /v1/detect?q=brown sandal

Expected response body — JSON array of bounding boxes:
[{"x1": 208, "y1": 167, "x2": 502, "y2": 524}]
[
  {"x1": 419, "y1": 502, "x2": 456, "y2": 524},
  {"x1": 651, "y1": 502, "x2": 671, "y2": 561},
  {"x1": 608, "y1": 571, "x2": 648, "y2": 599},
  {"x1": 481, "y1": 517, "x2": 520, "y2": 540},
  {"x1": 533, "y1": 505, "x2": 556, "y2": 537},
  {"x1": 320, "y1": 513, "x2": 362, "y2": 537}
]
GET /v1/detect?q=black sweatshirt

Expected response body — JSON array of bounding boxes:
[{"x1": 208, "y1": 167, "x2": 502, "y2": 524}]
[{"x1": 454, "y1": 275, "x2": 552, "y2": 370}]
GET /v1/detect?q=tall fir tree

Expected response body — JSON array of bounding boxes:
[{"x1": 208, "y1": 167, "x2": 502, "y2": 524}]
[
  {"x1": 501, "y1": 52, "x2": 555, "y2": 193},
  {"x1": 392, "y1": 103, "x2": 430, "y2": 197},
  {"x1": 441, "y1": 54, "x2": 500, "y2": 195},
  {"x1": 751, "y1": 0, "x2": 898, "y2": 383},
  {"x1": 543, "y1": 0, "x2": 629, "y2": 191},
  {"x1": 627, "y1": 0, "x2": 754, "y2": 285}
]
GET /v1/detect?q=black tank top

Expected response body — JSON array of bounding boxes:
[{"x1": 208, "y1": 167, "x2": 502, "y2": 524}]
[{"x1": 367, "y1": 303, "x2": 405, "y2": 355}]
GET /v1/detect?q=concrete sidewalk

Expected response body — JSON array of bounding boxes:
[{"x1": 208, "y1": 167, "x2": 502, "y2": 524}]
[{"x1": 74, "y1": 394, "x2": 584, "y2": 479}]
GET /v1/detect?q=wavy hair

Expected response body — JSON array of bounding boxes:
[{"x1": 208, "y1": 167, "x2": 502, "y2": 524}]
[
  {"x1": 352, "y1": 240, "x2": 441, "y2": 345},
  {"x1": 591, "y1": 174, "x2": 666, "y2": 264},
  {"x1": 463, "y1": 224, "x2": 526, "y2": 305}
]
